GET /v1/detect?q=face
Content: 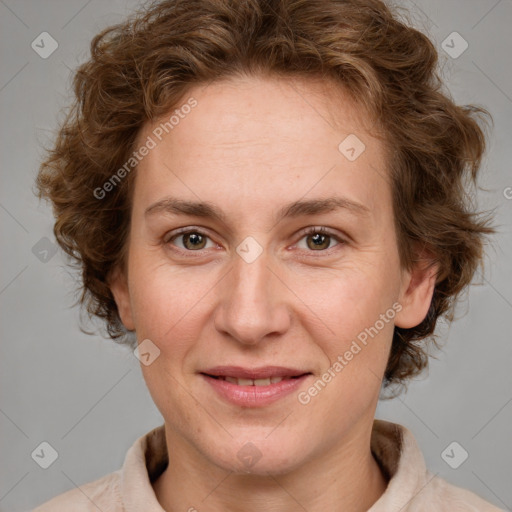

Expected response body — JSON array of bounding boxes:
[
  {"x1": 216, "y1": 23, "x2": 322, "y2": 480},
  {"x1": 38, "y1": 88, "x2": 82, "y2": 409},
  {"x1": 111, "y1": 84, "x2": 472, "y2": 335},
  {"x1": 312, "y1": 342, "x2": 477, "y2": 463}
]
[{"x1": 110, "y1": 74, "x2": 435, "y2": 475}]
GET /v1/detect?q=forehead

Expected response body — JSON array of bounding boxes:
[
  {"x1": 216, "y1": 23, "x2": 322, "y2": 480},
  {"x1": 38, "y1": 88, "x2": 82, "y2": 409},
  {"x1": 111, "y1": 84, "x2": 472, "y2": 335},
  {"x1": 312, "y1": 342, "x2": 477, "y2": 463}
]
[
  {"x1": 153, "y1": 74, "x2": 377, "y2": 151},
  {"x1": 132, "y1": 74, "x2": 390, "y2": 223}
]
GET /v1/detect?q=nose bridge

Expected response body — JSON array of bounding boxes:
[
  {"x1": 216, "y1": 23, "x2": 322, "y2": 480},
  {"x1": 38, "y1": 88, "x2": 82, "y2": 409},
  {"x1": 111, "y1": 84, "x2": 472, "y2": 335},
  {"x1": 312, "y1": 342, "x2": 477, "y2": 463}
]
[{"x1": 214, "y1": 246, "x2": 290, "y2": 344}]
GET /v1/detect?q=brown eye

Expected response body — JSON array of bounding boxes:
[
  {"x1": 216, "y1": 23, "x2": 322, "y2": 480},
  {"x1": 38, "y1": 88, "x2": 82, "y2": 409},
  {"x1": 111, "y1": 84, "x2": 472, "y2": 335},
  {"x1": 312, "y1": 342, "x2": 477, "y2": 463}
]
[
  {"x1": 306, "y1": 232, "x2": 332, "y2": 250},
  {"x1": 296, "y1": 227, "x2": 343, "y2": 252},
  {"x1": 182, "y1": 232, "x2": 207, "y2": 250},
  {"x1": 167, "y1": 230, "x2": 215, "y2": 251}
]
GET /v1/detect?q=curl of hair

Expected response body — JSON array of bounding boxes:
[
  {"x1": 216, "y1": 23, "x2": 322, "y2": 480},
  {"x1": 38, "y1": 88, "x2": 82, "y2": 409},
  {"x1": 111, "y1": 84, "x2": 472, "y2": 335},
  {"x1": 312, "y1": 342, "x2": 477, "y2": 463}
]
[{"x1": 36, "y1": 0, "x2": 494, "y2": 392}]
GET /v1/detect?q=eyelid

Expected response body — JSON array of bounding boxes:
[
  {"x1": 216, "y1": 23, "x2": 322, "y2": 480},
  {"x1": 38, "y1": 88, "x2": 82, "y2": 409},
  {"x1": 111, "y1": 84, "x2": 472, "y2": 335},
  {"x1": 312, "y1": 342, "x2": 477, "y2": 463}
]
[
  {"x1": 163, "y1": 225, "x2": 212, "y2": 243},
  {"x1": 299, "y1": 225, "x2": 345, "y2": 240}
]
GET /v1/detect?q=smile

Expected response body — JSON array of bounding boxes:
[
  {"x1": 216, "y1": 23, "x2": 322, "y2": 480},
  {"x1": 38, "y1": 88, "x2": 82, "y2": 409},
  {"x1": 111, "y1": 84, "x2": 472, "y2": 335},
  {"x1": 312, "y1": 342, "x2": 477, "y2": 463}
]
[{"x1": 199, "y1": 367, "x2": 312, "y2": 407}]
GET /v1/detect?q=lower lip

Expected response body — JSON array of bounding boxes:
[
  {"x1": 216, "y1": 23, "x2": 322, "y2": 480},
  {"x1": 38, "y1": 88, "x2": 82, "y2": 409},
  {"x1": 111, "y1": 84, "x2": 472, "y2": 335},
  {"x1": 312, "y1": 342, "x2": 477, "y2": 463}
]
[{"x1": 201, "y1": 374, "x2": 311, "y2": 407}]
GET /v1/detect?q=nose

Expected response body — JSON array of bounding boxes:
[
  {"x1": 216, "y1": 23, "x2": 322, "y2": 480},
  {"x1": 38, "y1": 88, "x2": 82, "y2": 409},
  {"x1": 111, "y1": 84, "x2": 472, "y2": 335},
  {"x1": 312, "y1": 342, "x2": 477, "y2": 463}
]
[{"x1": 213, "y1": 248, "x2": 291, "y2": 346}]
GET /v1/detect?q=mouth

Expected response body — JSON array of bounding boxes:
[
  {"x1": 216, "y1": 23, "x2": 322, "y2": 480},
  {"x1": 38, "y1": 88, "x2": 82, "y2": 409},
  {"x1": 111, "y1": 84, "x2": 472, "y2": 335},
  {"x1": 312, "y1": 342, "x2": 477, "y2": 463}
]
[
  {"x1": 199, "y1": 366, "x2": 313, "y2": 407},
  {"x1": 201, "y1": 374, "x2": 309, "y2": 386}
]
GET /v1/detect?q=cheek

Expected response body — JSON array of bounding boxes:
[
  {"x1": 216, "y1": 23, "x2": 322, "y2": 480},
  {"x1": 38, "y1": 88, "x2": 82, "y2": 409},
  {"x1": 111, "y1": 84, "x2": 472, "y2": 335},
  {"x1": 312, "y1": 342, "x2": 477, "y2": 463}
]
[
  {"x1": 127, "y1": 260, "x2": 227, "y2": 400},
  {"x1": 127, "y1": 250, "x2": 214, "y2": 339},
  {"x1": 295, "y1": 270, "x2": 398, "y2": 427},
  {"x1": 292, "y1": 262, "x2": 400, "y2": 337},
  {"x1": 294, "y1": 263, "x2": 400, "y2": 398}
]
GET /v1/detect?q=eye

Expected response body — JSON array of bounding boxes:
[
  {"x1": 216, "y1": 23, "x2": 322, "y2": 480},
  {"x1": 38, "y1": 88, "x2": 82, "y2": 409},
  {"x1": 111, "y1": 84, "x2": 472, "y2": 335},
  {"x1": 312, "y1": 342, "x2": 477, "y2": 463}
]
[
  {"x1": 166, "y1": 229, "x2": 217, "y2": 251},
  {"x1": 164, "y1": 226, "x2": 346, "y2": 254},
  {"x1": 295, "y1": 226, "x2": 344, "y2": 252}
]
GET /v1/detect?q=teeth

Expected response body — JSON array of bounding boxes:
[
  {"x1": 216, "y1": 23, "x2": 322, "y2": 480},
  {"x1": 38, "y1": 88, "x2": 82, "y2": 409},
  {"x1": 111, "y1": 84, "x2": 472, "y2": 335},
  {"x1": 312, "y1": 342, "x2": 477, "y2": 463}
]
[
  {"x1": 254, "y1": 378, "x2": 271, "y2": 386},
  {"x1": 221, "y1": 376, "x2": 285, "y2": 386}
]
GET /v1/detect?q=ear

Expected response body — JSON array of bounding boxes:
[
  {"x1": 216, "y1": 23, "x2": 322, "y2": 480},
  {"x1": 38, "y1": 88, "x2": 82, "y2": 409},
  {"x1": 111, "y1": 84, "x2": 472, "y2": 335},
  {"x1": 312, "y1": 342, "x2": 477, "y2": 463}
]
[
  {"x1": 108, "y1": 265, "x2": 135, "y2": 331},
  {"x1": 395, "y1": 250, "x2": 438, "y2": 329}
]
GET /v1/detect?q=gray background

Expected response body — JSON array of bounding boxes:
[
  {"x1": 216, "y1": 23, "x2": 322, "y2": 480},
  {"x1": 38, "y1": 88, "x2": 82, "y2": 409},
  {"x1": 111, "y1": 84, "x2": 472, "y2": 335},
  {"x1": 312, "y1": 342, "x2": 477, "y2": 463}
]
[{"x1": 0, "y1": 0, "x2": 511, "y2": 510}]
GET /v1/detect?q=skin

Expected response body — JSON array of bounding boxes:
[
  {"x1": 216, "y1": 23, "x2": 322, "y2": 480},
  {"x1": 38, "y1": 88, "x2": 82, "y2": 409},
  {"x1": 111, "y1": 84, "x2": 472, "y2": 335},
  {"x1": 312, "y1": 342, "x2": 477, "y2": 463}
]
[{"x1": 110, "y1": 73, "x2": 437, "y2": 512}]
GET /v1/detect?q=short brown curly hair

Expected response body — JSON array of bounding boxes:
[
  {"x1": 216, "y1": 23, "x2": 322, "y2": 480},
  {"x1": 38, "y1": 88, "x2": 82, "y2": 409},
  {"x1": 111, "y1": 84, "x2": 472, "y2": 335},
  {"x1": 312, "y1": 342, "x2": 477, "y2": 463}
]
[{"x1": 36, "y1": 0, "x2": 494, "y2": 390}]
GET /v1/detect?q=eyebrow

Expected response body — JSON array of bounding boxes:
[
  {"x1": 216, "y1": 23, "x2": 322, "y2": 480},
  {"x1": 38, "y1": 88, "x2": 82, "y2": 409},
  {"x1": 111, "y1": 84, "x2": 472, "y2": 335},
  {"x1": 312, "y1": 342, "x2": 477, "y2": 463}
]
[{"x1": 144, "y1": 196, "x2": 370, "y2": 225}]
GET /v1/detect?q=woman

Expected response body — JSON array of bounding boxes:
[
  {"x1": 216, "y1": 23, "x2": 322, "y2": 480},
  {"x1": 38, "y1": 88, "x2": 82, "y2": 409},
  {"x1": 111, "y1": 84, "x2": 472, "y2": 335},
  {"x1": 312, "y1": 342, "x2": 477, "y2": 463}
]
[{"x1": 33, "y1": 0, "x2": 500, "y2": 510}]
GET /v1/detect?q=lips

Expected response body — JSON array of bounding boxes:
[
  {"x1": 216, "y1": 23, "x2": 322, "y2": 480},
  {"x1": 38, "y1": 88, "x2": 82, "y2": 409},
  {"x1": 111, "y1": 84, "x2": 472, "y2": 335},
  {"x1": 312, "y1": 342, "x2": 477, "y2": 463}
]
[
  {"x1": 200, "y1": 367, "x2": 313, "y2": 407},
  {"x1": 200, "y1": 365, "x2": 311, "y2": 384}
]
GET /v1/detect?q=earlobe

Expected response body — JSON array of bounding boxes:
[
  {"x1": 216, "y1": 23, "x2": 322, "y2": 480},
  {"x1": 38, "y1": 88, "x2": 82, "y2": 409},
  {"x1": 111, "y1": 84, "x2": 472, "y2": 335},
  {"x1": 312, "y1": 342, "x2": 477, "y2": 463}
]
[
  {"x1": 395, "y1": 257, "x2": 438, "y2": 329},
  {"x1": 108, "y1": 266, "x2": 135, "y2": 331}
]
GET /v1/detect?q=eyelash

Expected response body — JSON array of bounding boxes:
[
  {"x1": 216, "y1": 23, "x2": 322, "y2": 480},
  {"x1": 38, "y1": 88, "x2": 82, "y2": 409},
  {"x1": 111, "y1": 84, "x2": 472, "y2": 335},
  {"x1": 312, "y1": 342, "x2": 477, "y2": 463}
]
[{"x1": 164, "y1": 226, "x2": 346, "y2": 256}]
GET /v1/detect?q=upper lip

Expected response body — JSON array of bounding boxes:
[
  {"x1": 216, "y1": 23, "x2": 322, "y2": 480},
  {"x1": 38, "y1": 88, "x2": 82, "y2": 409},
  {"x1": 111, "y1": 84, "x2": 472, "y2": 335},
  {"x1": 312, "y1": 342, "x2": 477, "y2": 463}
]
[{"x1": 201, "y1": 366, "x2": 311, "y2": 379}]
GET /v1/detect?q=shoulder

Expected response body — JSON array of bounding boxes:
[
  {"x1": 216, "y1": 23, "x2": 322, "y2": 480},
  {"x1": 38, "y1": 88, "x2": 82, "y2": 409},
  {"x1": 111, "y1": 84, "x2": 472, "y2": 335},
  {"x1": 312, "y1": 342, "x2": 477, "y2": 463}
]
[
  {"x1": 370, "y1": 420, "x2": 504, "y2": 512},
  {"x1": 30, "y1": 425, "x2": 167, "y2": 512},
  {"x1": 413, "y1": 473, "x2": 504, "y2": 512},
  {"x1": 31, "y1": 470, "x2": 123, "y2": 512}
]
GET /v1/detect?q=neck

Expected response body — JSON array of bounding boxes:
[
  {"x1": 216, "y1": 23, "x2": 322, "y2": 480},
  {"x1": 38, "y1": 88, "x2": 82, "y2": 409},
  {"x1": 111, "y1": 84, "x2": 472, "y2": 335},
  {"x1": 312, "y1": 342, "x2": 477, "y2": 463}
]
[{"x1": 153, "y1": 420, "x2": 388, "y2": 512}]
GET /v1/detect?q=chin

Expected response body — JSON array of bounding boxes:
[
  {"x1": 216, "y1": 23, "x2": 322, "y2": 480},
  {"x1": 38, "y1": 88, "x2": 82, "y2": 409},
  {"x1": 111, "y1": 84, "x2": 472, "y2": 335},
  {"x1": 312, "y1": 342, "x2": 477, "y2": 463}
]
[{"x1": 202, "y1": 433, "x2": 310, "y2": 476}]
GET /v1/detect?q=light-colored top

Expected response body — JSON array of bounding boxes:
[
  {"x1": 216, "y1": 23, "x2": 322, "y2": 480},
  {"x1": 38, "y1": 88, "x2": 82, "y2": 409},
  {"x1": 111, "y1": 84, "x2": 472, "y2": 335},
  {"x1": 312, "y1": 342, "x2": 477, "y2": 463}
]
[{"x1": 32, "y1": 419, "x2": 503, "y2": 511}]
